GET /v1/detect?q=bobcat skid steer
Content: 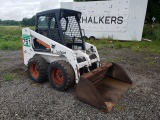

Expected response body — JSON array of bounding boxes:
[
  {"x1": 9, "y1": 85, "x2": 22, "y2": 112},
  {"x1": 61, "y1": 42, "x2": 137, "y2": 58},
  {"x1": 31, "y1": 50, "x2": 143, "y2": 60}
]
[{"x1": 22, "y1": 9, "x2": 132, "y2": 112}]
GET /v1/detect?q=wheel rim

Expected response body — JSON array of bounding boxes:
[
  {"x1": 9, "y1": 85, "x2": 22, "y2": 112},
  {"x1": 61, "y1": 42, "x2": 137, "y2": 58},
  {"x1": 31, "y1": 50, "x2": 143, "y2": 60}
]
[
  {"x1": 51, "y1": 68, "x2": 64, "y2": 86},
  {"x1": 30, "y1": 63, "x2": 39, "y2": 78}
]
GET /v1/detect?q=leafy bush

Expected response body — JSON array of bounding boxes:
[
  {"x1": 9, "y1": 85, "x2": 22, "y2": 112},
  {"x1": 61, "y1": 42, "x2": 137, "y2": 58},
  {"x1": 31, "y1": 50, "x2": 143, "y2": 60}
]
[{"x1": 142, "y1": 24, "x2": 160, "y2": 41}]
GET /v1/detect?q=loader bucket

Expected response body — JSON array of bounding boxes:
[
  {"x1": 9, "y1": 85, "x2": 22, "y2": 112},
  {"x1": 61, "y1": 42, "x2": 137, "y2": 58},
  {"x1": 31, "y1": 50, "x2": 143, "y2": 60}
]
[{"x1": 75, "y1": 62, "x2": 132, "y2": 112}]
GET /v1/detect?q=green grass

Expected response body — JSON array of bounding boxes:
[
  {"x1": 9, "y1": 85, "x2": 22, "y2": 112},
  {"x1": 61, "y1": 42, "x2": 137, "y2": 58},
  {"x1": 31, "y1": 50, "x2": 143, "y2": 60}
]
[
  {"x1": 88, "y1": 39, "x2": 160, "y2": 53},
  {"x1": 0, "y1": 24, "x2": 160, "y2": 52},
  {"x1": 87, "y1": 24, "x2": 160, "y2": 53},
  {"x1": 0, "y1": 26, "x2": 21, "y2": 50},
  {"x1": 113, "y1": 41, "x2": 160, "y2": 52},
  {"x1": 2, "y1": 73, "x2": 17, "y2": 81},
  {"x1": 144, "y1": 57, "x2": 156, "y2": 67},
  {"x1": 0, "y1": 26, "x2": 34, "y2": 50},
  {"x1": 0, "y1": 41, "x2": 21, "y2": 50}
]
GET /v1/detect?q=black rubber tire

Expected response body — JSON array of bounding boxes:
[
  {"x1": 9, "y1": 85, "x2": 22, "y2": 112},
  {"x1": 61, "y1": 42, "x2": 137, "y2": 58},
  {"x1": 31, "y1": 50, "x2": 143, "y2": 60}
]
[
  {"x1": 48, "y1": 60, "x2": 75, "y2": 91},
  {"x1": 28, "y1": 55, "x2": 48, "y2": 82},
  {"x1": 89, "y1": 36, "x2": 95, "y2": 40}
]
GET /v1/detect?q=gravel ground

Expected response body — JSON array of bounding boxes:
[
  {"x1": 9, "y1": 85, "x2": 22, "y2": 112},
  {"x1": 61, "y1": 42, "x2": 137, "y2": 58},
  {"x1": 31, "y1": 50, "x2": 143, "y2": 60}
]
[{"x1": 0, "y1": 48, "x2": 160, "y2": 120}]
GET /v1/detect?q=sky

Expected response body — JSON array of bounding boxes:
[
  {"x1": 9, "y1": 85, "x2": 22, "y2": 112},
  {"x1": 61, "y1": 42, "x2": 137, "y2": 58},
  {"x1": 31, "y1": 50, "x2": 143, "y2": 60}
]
[{"x1": 0, "y1": 0, "x2": 73, "y2": 21}]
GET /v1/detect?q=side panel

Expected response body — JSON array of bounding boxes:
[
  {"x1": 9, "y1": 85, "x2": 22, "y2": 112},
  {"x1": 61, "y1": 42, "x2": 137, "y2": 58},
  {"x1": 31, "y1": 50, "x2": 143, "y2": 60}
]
[{"x1": 22, "y1": 28, "x2": 35, "y2": 65}]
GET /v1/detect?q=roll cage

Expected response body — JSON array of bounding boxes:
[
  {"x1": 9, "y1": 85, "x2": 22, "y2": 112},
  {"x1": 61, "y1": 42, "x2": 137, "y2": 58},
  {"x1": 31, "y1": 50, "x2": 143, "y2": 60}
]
[{"x1": 35, "y1": 8, "x2": 85, "y2": 50}]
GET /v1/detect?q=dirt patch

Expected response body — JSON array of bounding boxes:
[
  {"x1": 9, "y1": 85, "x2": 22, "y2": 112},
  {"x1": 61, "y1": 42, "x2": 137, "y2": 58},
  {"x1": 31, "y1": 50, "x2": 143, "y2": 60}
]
[{"x1": 0, "y1": 49, "x2": 160, "y2": 120}]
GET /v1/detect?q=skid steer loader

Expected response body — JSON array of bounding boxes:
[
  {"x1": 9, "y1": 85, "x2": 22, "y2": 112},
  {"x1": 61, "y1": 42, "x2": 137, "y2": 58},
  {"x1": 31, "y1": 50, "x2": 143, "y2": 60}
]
[{"x1": 22, "y1": 9, "x2": 132, "y2": 112}]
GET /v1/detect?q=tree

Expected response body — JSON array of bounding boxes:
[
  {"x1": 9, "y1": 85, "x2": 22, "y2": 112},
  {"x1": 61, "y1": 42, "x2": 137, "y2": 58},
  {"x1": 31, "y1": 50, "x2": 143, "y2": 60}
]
[
  {"x1": 145, "y1": 0, "x2": 160, "y2": 23},
  {"x1": 0, "y1": 19, "x2": 20, "y2": 26},
  {"x1": 29, "y1": 16, "x2": 35, "y2": 26},
  {"x1": 21, "y1": 18, "x2": 29, "y2": 26},
  {"x1": 0, "y1": 19, "x2": 2, "y2": 24},
  {"x1": 21, "y1": 16, "x2": 35, "y2": 26}
]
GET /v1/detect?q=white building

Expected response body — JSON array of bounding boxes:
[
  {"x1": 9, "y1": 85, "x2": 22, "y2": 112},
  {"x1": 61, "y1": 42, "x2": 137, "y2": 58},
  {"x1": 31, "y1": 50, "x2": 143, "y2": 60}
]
[{"x1": 61, "y1": 0, "x2": 148, "y2": 41}]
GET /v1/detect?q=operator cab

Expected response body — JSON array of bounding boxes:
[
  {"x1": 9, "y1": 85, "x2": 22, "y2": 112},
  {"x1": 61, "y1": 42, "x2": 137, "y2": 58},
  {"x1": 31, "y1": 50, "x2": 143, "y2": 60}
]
[{"x1": 35, "y1": 8, "x2": 85, "y2": 50}]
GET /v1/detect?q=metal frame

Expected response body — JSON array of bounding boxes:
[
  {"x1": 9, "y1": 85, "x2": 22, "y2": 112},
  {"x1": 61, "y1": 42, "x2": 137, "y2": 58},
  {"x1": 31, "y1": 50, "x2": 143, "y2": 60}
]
[{"x1": 35, "y1": 8, "x2": 85, "y2": 49}]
